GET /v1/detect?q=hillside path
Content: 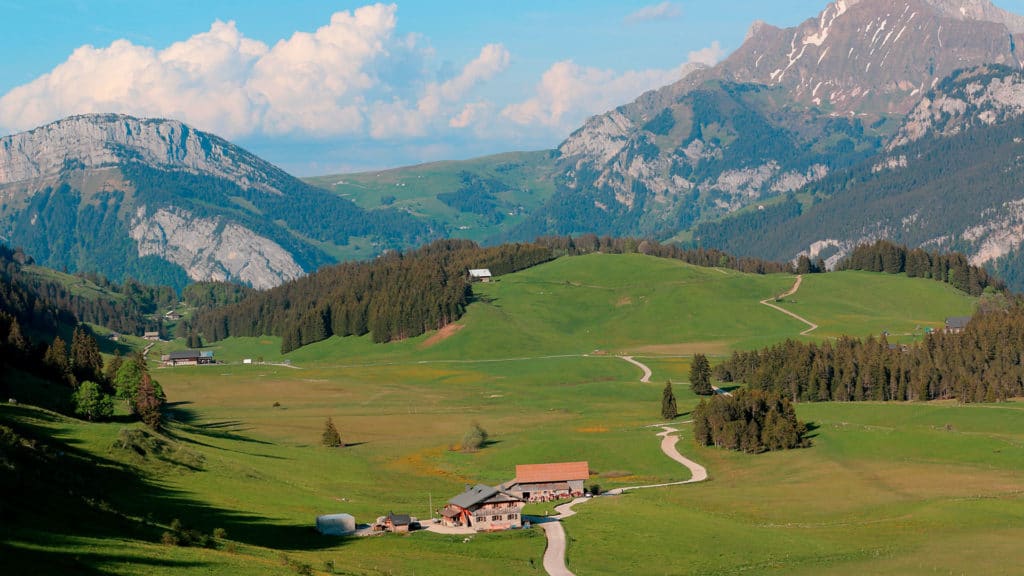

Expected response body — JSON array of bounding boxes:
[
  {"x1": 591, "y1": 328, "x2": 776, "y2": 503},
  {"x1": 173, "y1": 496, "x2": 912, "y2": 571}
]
[
  {"x1": 619, "y1": 356, "x2": 652, "y2": 382},
  {"x1": 533, "y1": 425, "x2": 707, "y2": 576},
  {"x1": 759, "y1": 275, "x2": 818, "y2": 336}
]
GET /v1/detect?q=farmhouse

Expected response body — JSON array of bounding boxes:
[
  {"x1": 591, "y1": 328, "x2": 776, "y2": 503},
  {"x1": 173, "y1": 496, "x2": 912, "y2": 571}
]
[
  {"x1": 468, "y1": 268, "x2": 492, "y2": 282},
  {"x1": 143, "y1": 331, "x2": 161, "y2": 341},
  {"x1": 945, "y1": 316, "x2": 971, "y2": 334},
  {"x1": 440, "y1": 484, "x2": 524, "y2": 532},
  {"x1": 161, "y1": 350, "x2": 215, "y2": 366},
  {"x1": 383, "y1": 512, "x2": 412, "y2": 533},
  {"x1": 164, "y1": 310, "x2": 182, "y2": 321},
  {"x1": 505, "y1": 461, "x2": 589, "y2": 502}
]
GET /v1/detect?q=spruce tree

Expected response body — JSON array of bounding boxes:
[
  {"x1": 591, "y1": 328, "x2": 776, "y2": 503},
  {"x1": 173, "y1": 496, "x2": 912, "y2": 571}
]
[
  {"x1": 661, "y1": 381, "x2": 678, "y2": 420},
  {"x1": 322, "y1": 417, "x2": 343, "y2": 447},
  {"x1": 70, "y1": 326, "x2": 104, "y2": 385},
  {"x1": 690, "y1": 354, "x2": 713, "y2": 396},
  {"x1": 43, "y1": 335, "x2": 74, "y2": 386},
  {"x1": 7, "y1": 319, "x2": 27, "y2": 353}
]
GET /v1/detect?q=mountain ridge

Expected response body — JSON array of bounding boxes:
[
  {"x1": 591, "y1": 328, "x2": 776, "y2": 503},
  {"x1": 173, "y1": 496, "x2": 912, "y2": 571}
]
[{"x1": 0, "y1": 114, "x2": 437, "y2": 290}]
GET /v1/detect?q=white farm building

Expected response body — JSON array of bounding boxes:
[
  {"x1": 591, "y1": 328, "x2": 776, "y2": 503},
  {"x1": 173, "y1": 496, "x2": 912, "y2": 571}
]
[{"x1": 316, "y1": 513, "x2": 356, "y2": 536}]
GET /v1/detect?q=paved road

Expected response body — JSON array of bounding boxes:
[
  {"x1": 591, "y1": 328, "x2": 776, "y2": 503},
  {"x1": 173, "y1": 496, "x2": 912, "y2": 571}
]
[
  {"x1": 539, "y1": 520, "x2": 573, "y2": 576},
  {"x1": 760, "y1": 275, "x2": 818, "y2": 336}
]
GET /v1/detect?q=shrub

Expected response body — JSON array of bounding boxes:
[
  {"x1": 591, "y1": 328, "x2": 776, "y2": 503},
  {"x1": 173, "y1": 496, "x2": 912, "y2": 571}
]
[
  {"x1": 461, "y1": 422, "x2": 488, "y2": 452},
  {"x1": 322, "y1": 417, "x2": 342, "y2": 447}
]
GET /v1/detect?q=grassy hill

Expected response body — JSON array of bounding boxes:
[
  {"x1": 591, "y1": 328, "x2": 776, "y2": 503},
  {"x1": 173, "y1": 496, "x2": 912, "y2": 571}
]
[
  {"x1": 6, "y1": 254, "x2": 1018, "y2": 575},
  {"x1": 187, "y1": 254, "x2": 977, "y2": 366},
  {"x1": 304, "y1": 151, "x2": 555, "y2": 244}
]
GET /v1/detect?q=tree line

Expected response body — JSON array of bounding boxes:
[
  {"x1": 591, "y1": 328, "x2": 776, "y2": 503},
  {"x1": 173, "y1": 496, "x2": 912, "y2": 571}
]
[
  {"x1": 0, "y1": 314, "x2": 164, "y2": 428},
  {"x1": 192, "y1": 239, "x2": 555, "y2": 351},
  {"x1": 0, "y1": 244, "x2": 171, "y2": 337},
  {"x1": 191, "y1": 236, "x2": 804, "y2": 353},
  {"x1": 692, "y1": 389, "x2": 810, "y2": 453},
  {"x1": 837, "y1": 240, "x2": 1002, "y2": 296},
  {"x1": 714, "y1": 294, "x2": 1024, "y2": 403}
]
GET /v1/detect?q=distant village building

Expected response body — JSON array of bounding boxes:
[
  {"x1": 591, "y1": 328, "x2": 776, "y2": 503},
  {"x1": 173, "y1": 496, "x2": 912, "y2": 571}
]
[
  {"x1": 161, "y1": 350, "x2": 215, "y2": 366},
  {"x1": 164, "y1": 310, "x2": 182, "y2": 321},
  {"x1": 469, "y1": 268, "x2": 493, "y2": 282},
  {"x1": 945, "y1": 316, "x2": 971, "y2": 334},
  {"x1": 440, "y1": 484, "x2": 524, "y2": 532},
  {"x1": 505, "y1": 461, "x2": 590, "y2": 502},
  {"x1": 143, "y1": 331, "x2": 161, "y2": 341}
]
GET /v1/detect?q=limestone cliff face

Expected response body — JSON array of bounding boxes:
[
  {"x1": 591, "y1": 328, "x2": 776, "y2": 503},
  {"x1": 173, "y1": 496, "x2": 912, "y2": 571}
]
[
  {"x1": 0, "y1": 114, "x2": 321, "y2": 289},
  {"x1": 129, "y1": 206, "x2": 303, "y2": 290},
  {"x1": 0, "y1": 113, "x2": 284, "y2": 193}
]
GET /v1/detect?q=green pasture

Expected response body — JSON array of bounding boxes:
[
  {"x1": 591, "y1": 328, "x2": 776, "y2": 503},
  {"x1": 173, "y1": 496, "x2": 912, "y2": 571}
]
[
  {"x1": 773, "y1": 271, "x2": 977, "y2": 342},
  {"x1": 304, "y1": 151, "x2": 555, "y2": 242},
  {"x1": 5, "y1": 255, "x2": 1014, "y2": 575}
]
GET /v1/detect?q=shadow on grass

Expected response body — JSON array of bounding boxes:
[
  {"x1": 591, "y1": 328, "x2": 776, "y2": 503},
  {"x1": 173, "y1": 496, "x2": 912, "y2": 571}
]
[
  {"x1": 803, "y1": 421, "x2": 821, "y2": 440},
  {"x1": 164, "y1": 402, "x2": 271, "y2": 446},
  {"x1": 0, "y1": 403, "x2": 348, "y2": 576},
  {"x1": 0, "y1": 541, "x2": 212, "y2": 575}
]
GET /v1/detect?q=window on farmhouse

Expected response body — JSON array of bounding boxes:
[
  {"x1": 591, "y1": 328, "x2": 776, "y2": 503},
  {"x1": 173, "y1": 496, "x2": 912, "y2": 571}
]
[
  {"x1": 476, "y1": 516, "x2": 485, "y2": 523},
  {"x1": 492, "y1": 515, "x2": 502, "y2": 521}
]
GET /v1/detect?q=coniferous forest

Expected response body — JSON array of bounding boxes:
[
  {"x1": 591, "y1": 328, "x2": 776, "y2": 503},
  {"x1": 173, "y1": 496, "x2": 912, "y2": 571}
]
[
  {"x1": 692, "y1": 389, "x2": 809, "y2": 453},
  {"x1": 714, "y1": 293, "x2": 1024, "y2": 403}
]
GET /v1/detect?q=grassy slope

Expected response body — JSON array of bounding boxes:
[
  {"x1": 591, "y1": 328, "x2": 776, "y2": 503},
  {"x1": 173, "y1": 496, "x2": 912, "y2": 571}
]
[
  {"x1": 8, "y1": 254, "x2": 1020, "y2": 575},
  {"x1": 303, "y1": 151, "x2": 555, "y2": 244},
  {"x1": 773, "y1": 271, "x2": 977, "y2": 342}
]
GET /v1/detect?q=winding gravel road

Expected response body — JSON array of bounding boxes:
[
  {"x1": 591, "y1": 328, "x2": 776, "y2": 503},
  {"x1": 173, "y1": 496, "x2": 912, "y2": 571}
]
[
  {"x1": 619, "y1": 355, "x2": 652, "y2": 382},
  {"x1": 760, "y1": 275, "x2": 818, "y2": 336},
  {"x1": 533, "y1": 416, "x2": 708, "y2": 575}
]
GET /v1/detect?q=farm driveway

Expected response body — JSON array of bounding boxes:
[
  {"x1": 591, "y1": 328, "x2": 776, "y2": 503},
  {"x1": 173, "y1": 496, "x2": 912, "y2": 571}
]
[{"x1": 533, "y1": 426, "x2": 708, "y2": 575}]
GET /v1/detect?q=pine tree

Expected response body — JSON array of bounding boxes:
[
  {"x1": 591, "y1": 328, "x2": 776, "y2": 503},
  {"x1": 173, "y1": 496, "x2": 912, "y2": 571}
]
[
  {"x1": 43, "y1": 335, "x2": 74, "y2": 386},
  {"x1": 690, "y1": 354, "x2": 713, "y2": 395},
  {"x1": 70, "y1": 326, "x2": 104, "y2": 385},
  {"x1": 321, "y1": 417, "x2": 343, "y2": 447},
  {"x1": 6, "y1": 319, "x2": 27, "y2": 353},
  {"x1": 661, "y1": 381, "x2": 678, "y2": 420}
]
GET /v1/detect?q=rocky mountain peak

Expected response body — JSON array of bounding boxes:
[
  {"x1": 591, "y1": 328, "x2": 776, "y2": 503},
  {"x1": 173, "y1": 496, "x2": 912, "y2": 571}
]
[
  {"x1": 717, "y1": 0, "x2": 1023, "y2": 114},
  {"x1": 924, "y1": 0, "x2": 1024, "y2": 32},
  {"x1": 0, "y1": 113, "x2": 282, "y2": 193}
]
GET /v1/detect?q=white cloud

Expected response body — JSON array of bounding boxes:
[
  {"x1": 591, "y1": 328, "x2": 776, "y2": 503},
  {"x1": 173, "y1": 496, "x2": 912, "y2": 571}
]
[
  {"x1": 0, "y1": 3, "x2": 508, "y2": 140},
  {"x1": 366, "y1": 43, "x2": 510, "y2": 138},
  {"x1": 625, "y1": 2, "x2": 682, "y2": 24},
  {"x1": 500, "y1": 41, "x2": 724, "y2": 133},
  {"x1": 687, "y1": 41, "x2": 726, "y2": 67},
  {"x1": 449, "y1": 102, "x2": 491, "y2": 129}
]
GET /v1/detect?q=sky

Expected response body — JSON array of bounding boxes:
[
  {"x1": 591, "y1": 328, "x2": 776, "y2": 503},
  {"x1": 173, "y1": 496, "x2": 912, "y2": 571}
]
[{"x1": 2, "y1": 1, "x2": 1024, "y2": 175}]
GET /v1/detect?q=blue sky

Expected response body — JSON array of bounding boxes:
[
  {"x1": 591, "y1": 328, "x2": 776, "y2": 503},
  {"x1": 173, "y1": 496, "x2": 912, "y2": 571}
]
[{"x1": 2, "y1": 1, "x2": 1024, "y2": 174}]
